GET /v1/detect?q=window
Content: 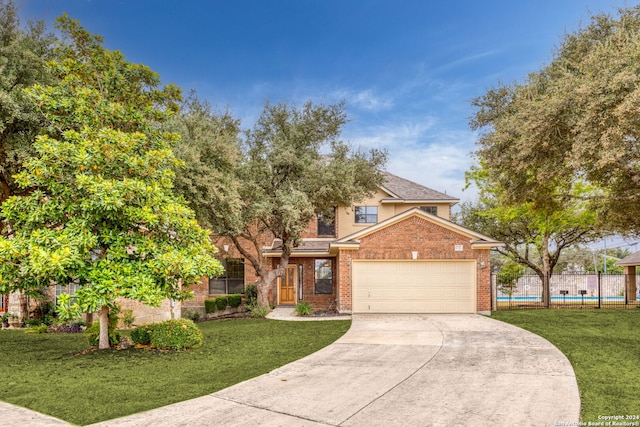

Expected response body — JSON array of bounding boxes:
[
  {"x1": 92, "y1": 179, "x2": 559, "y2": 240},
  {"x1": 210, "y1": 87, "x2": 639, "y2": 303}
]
[
  {"x1": 355, "y1": 206, "x2": 378, "y2": 223},
  {"x1": 55, "y1": 283, "x2": 81, "y2": 305},
  {"x1": 420, "y1": 206, "x2": 438, "y2": 216},
  {"x1": 317, "y1": 208, "x2": 336, "y2": 236},
  {"x1": 315, "y1": 259, "x2": 333, "y2": 294},
  {"x1": 209, "y1": 258, "x2": 245, "y2": 294}
]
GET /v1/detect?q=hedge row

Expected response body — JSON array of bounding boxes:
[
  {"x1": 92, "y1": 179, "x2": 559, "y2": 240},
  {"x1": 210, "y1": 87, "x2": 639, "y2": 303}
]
[{"x1": 204, "y1": 294, "x2": 242, "y2": 313}]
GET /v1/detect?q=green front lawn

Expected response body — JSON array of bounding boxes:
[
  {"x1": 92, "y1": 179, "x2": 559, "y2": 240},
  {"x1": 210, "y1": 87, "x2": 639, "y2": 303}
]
[
  {"x1": 492, "y1": 310, "x2": 640, "y2": 422},
  {"x1": 0, "y1": 318, "x2": 351, "y2": 425}
]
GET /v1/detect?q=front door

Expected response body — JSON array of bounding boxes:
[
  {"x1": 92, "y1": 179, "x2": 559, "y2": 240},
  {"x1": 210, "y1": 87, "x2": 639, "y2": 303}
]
[{"x1": 279, "y1": 265, "x2": 296, "y2": 305}]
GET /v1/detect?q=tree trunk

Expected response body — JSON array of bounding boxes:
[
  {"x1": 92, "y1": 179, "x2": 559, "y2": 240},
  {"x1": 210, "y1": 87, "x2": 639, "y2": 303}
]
[
  {"x1": 541, "y1": 233, "x2": 552, "y2": 308},
  {"x1": 98, "y1": 305, "x2": 110, "y2": 349},
  {"x1": 258, "y1": 268, "x2": 282, "y2": 307}
]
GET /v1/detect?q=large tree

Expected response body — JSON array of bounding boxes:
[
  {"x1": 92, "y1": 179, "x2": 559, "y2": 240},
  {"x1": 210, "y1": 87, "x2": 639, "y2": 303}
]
[
  {"x1": 457, "y1": 169, "x2": 601, "y2": 306},
  {"x1": 169, "y1": 93, "x2": 243, "y2": 232},
  {"x1": 471, "y1": 6, "x2": 640, "y2": 233},
  {"x1": 0, "y1": 16, "x2": 221, "y2": 349},
  {"x1": 0, "y1": 0, "x2": 54, "y2": 207},
  {"x1": 175, "y1": 101, "x2": 386, "y2": 308}
]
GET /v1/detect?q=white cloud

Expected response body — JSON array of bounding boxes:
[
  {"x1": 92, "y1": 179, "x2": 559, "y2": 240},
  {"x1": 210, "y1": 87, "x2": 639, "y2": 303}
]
[
  {"x1": 344, "y1": 119, "x2": 479, "y2": 204},
  {"x1": 344, "y1": 89, "x2": 394, "y2": 112},
  {"x1": 344, "y1": 116, "x2": 437, "y2": 149}
]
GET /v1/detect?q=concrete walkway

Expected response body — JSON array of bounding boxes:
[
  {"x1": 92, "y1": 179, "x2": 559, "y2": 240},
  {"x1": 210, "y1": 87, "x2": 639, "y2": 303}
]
[{"x1": 1, "y1": 311, "x2": 581, "y2": 426}]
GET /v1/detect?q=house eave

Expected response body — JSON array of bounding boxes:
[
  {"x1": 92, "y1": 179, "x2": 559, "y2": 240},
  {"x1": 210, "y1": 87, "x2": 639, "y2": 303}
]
[{"x1": 470, "y1": 241, "x2": 504, "y2": 250}]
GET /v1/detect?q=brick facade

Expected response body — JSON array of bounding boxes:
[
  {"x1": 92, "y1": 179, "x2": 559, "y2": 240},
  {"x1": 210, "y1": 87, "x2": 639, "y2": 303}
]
[
  {"x1": 336, "y1": 215, "x2": 492, "y2": 313},
  {"x1": 286, "y1": 257, "x2": 337, "y2": 311}
]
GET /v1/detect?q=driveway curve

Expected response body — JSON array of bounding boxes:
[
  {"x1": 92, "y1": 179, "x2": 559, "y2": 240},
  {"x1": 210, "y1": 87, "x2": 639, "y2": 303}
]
[{"x1": 88, "y1": 313, "x2": 580, "y2": 426}]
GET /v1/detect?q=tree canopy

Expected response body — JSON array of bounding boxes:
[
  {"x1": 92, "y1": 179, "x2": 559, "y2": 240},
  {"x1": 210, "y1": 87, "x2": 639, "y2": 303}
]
[
  {"x1": 0, "y1": 16, "x2": 221, "y2": 348},
  {"x1": 470, "y1": 5, "x2": 640, "y2": 233},
  {"x1": 174, "y1": 100, "x2": 387, "y2": 307},
  {"x1": 0, "y1": 0, "x2": 54, "y2": 206}
]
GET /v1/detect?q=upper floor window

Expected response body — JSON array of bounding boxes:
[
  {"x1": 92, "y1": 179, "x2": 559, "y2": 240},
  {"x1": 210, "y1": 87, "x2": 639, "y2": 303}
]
[
  {"x1": 209, "y1": 258, "x2": 245, "y2": 294},
  {"x1": 420, "y1": 206, "x2": 438, "y2": 216},
  {"x1": 355, "y1": 206, "x2": 378, "y2": 223},
  {"x1": 317, "y1": 208, "x2": 336, "y2": 236}
]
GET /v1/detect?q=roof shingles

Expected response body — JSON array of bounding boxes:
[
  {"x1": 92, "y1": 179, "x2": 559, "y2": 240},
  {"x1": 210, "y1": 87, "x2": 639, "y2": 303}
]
[{"x1": 380, "y1": 172, "x2": 458, "y2": 202}]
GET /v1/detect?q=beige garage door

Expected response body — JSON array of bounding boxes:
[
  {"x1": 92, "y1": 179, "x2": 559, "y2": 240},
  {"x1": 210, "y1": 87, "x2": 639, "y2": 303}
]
[{"x1": 352, "y1": 260, "x2": 477, "y2": 313}]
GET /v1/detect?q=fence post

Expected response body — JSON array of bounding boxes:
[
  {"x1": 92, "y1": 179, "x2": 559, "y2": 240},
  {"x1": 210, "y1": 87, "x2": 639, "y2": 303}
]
[
  {"x1": 491, "y1": 273, "x2": 496, "y2": 311},
  {"x1": 625, "y1": 273, "x2": 629, "y2": 305},
  {"x1": 597, "y1": 271, "x2": 601, "y2": 309}
]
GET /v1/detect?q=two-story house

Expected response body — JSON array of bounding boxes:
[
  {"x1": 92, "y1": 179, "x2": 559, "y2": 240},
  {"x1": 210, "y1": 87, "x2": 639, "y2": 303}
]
[
  {"x1": 0, "y1": 171, "x2": 502, "y2": 325},
  {"x1": 180, "y1": 171, "x2": 502, "y2": 318}
]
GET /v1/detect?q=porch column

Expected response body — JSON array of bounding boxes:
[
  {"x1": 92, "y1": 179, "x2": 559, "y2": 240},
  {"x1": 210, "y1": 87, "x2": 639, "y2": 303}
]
[{"x1": 626, "y1": 266, "x2": 637, "y2": 302}]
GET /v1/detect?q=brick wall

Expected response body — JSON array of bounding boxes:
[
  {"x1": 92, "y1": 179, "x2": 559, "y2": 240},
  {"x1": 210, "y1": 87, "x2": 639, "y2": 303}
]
[
  {"x1": 336, "y1": 215, "x2": 492, "y2": 313},
  {"x1": 288, "y1": 257, "x2": 336, "y2": 311}
]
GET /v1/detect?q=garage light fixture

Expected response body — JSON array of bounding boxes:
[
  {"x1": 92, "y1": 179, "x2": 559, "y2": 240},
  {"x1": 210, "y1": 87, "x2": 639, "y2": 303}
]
[{"x1": 411, "y1": 251, "x2": 418, "y2": 260}]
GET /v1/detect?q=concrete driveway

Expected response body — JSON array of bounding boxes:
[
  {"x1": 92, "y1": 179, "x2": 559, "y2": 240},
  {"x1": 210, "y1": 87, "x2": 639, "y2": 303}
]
[
  {"x1": 3, "y1": 314, "x2": 580, "y2": 426},
  {"x1": 86, "y1": 313, "x2": 579, "y2": 426}
]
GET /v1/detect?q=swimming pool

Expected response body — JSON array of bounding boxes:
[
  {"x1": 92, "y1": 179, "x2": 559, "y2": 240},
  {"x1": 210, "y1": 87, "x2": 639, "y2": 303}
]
[{"x1": 497, "y1": 295, "x2": 625, "y2": 302}]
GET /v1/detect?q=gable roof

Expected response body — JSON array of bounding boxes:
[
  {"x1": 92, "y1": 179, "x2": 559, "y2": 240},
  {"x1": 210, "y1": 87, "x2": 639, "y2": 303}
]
[
  {"x1": 332, "y1": 207, "x2": 502, "y2": 250},
  {"x1": 615, "y1": 250, "x2": 640, "y2": 267},
  {"x1": 379, "y1": 171, "x2": 459, "y2": 204}
]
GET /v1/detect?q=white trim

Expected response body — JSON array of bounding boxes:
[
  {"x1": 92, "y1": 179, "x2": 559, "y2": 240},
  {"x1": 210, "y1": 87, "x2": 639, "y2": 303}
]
[{"x1": 334, "y1": 207, "x2": 502, "y2": 247}]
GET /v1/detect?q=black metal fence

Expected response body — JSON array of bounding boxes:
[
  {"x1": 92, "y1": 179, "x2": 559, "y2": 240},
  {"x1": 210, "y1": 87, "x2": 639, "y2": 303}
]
[{"x1": 492, "y1": 272, "x2": 640, "y2": 310}]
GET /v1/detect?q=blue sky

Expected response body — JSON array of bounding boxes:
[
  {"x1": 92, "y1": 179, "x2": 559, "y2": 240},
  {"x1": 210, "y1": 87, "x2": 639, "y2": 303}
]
[{"x1": 21, "y1": 0, "x2": 630, "y2": 206}]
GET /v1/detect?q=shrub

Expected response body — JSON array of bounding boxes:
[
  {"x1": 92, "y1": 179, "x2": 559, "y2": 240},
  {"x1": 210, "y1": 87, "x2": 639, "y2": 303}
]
[
  {"x1": 295, "y1": 301, "x2": 313, "y2": 316},
  {"x1": 25, "y1": 318, "x2": 43, "y2": 327},
  {"x1": 228, "y1": 294, "x2": 242, "y2": 308},
  {"x1": 149, "y1": 319, "x2": 202, "y2": 351},
  {"x1": 184, "y1": 310, "x2": 200, "y2": 322},
  {"x1": 131, "y1": 325, "x2": 152, "y2": 345},
  {"x1": 204, "y1": 299, "x2": 216, "y2": 314},
  {"x1": 249, "y1": 304, "x2": 271, "y2": 318},
  {"x1": 52, "y1": 322, "x2": 84, "y2": 333},
  {"x1": 86, "y1": 322, "x2": 120, "y2": 347},
  {"x1": 244, "y1": 284, "x2": 258, "y2": 307},
  {"x1": 25, "y1": 324, "x2": 48, "y2": 334},
  {"x1": 121, "y1": 309, "x2": 135, "y2": 328},
  {"x1": 214, "y1": 296, "x2": 228, "y2": 311}
]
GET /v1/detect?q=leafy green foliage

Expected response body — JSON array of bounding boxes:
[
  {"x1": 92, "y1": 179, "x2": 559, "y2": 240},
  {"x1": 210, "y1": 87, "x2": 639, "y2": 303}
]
[
  {"x1": 470, "y1": 6, "x2": 640, "y2": 233},
  {"x1": 204, "y1": 298, "x2": 216, "y2": 314},
  {"x1": 227, "y1": 293, "x2": 242, "y2": 308},
  {"x1": 120, "y1": 309, "x2": 135, "y2": 328},
  {"x1": 130, "y1": 325, "x2": 151, "y2": 345},
  {"x1": 86, "y1": 322, "x2": 120, "y2": 347},
  {"x1": 25, "y1": 324, "x2": 48, "y2": 334},
  {"x1": 496, "y1": 260, "x2": 525, "y2": 298},
  {"x1": 0, "y1": 16, "x2": 222, "y2": 348},
  {"x1": 244, "y1": 284, "x2": 258, "y2": 307},
  {"x1": 214, "y1": 296, "x2": 228, "y2": 311},
  {"x1": 148, "y1": 318, "x2": 202, "y2": 351},
  {"x1": 175, "y1": 100, "x2": 386, "y2": 306},
  {"x1": 0, "y1": 0, "x2": 55, "y2": 208},
  {"x1": 249, "y1": 305, "x2": 271, "y2": 318},
  {"x1": 294, "y1": 301, "x2": 313, "y2": 316}
]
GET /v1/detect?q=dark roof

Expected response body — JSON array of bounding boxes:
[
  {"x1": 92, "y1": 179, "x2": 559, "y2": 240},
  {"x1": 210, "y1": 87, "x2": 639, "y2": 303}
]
[
  {"x1": 380, "y1": 171, "x2": 458, "y2": 202},
  {"x1": 615, "y1": 250, "x2": 640, "y2": 266}
]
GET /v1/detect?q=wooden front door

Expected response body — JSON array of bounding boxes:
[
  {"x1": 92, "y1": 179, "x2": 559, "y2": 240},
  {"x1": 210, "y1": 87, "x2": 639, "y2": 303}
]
[{"x1": 279, "y1": 265, "x2": 296, "y2": 305}]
